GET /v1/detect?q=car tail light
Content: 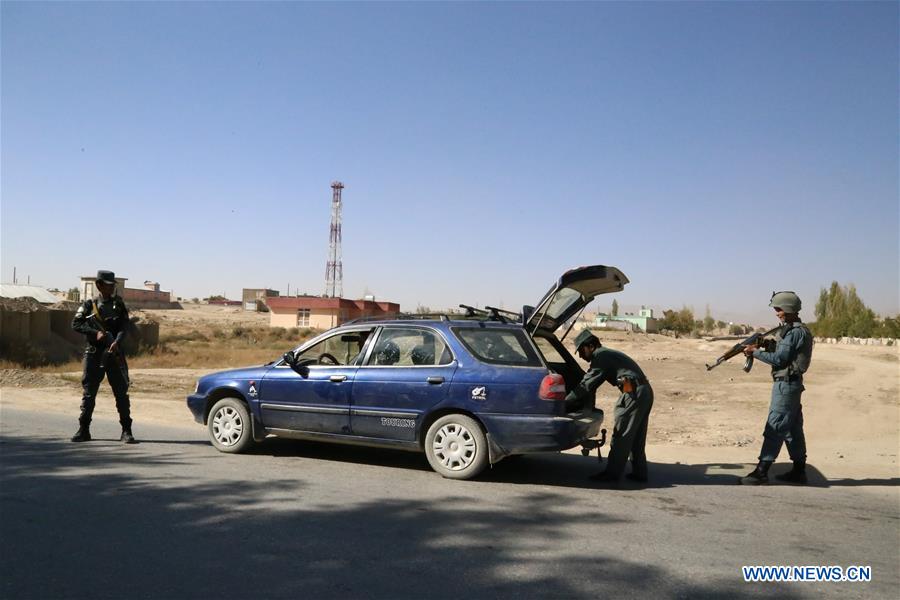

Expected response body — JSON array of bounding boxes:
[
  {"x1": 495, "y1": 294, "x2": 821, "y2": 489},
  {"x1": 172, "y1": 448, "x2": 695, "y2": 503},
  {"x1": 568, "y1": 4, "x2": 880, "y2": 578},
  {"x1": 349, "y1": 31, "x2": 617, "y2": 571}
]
[{"x1": 539, "y1": 374, "x2": 567, "y2": 401}]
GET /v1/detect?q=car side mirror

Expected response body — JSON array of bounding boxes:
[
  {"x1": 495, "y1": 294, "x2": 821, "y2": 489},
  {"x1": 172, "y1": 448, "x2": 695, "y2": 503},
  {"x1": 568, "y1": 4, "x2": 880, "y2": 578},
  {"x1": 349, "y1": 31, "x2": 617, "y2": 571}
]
[{"x1": 282, "y1": 351, "x2": 296, "y2": 366}]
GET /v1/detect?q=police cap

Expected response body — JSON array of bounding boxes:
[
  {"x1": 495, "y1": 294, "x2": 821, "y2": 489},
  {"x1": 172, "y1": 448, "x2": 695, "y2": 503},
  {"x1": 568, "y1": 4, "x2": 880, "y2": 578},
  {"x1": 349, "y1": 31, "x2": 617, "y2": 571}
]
[
  {"x1": 573, "y1": 329, "x2": 600, "y2": 352},
  {"x1": 96, "y1": 270, "x2": 117, "y2": 285}
]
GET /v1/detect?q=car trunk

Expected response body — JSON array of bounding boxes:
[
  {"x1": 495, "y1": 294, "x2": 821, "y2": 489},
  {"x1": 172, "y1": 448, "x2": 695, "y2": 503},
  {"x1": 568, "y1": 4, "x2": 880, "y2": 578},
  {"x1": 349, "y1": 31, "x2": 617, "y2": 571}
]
[
  {"x1": 524, "y1": 264, "x2": 629, "y2": 342},
  {"x1": 530, "y1": 332, "x2": 590, "y2": 413},
  {"x1": 525, "y1": 265, "x2": 629, "y2": 413}
]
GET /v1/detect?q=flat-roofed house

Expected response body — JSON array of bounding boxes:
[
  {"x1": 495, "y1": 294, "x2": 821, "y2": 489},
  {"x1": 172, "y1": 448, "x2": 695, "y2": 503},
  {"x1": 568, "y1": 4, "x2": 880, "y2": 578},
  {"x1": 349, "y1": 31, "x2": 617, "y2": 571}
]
[{"x1": 267, "y1": 296, "x2": 399, "y2": 330}]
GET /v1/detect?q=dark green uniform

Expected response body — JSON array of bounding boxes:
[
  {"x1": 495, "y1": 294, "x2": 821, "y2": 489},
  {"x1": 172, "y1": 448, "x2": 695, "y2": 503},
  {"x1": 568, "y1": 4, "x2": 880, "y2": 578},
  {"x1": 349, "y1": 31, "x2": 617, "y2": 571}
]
[
  {"x1": 752, "y1": 321, "x2": 813, "y2": 462},
  {"x1": 72, "y1": 295, "x2": 132, "y2": 432},
  {"x1": 566, "y1": 347, "x2": 654, "y2": 480}
]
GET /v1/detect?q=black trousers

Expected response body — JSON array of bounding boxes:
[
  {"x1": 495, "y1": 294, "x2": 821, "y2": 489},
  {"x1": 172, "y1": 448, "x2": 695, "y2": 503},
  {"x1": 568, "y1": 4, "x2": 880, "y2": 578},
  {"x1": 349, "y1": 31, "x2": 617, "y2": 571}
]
[{"x1": 78, "y1": 348, "x2": 131, "y2": 429}]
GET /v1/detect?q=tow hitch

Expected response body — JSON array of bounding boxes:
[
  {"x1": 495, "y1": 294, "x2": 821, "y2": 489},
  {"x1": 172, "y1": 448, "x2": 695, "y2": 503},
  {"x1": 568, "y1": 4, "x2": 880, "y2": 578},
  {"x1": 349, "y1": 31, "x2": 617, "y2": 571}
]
[{"x1": 580, "y1": 428, "x2": 607, "y2": 462}]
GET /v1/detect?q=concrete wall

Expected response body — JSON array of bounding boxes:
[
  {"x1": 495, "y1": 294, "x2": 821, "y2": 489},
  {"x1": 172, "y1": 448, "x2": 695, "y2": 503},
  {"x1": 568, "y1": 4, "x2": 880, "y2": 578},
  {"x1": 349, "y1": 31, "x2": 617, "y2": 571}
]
[
  {"x1": 29, "y1": 311, "x2": 51, "y2": 341},
  {"x1": 815, "y1": 337, "x2": 896, "y2": 346},
  {"x1": 126, "y1": 300, "x2": 181, "y2": 310},
  {"x1": 122, "y1": 288, "x2": 172, "y2": 304},
  {"x1": 1, "y1": 303, "x2": 160, "y2": 363},
  {"x1": 0, "y1": 308, "x2": 30, "y2": 342},
  {"x1": 49, "y1": 310, "x2": 84, "y2": 345}
]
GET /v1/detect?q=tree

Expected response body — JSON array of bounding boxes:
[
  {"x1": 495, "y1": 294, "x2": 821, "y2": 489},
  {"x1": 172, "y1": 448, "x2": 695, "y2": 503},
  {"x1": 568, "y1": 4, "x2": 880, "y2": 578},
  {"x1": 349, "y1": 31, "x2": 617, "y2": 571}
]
[
  {"x1": 611, "y1": 299, "x2": 619, "y2": 317},
  {"x1": 703, "y1": 304, "x2": 715, "y2": 333},
  {"x1": 660, "y1": 305, "x2": 695, "y2": 334},
  {"x1": 811, "y1": 282, "x2": 889, "y2": 338}
]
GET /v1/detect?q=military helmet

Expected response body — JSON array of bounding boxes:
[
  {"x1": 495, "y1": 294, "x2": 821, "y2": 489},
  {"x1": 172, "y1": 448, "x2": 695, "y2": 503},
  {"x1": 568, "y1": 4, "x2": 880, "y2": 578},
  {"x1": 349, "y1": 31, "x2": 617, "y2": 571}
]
[
  {"x1": 573, "y1": 329, "x2": 600, "y2": 352},
  {"x1": 375, "y1": 340, "x2": 400, "y2": 365},
  {"x1": 769, "y1": 291, "x2": 801, "y2": 313}
]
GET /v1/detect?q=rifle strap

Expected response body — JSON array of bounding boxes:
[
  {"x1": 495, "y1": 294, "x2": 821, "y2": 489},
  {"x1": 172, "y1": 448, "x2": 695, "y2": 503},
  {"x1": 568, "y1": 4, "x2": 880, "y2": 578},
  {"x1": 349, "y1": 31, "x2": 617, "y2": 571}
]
[{"x1": 91, "y1": 300, "x2": 107, "y2": 332}]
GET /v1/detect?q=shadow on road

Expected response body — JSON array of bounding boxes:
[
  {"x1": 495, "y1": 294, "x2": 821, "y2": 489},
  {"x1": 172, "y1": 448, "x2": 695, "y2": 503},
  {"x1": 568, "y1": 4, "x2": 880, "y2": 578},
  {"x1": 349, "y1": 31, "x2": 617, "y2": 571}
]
[
  {"x1": 238, "y1": 438, "x2": 900, "y2": 491},
  {"x1": 0, "y1": 434, "x2": 805, "y2": 600}
]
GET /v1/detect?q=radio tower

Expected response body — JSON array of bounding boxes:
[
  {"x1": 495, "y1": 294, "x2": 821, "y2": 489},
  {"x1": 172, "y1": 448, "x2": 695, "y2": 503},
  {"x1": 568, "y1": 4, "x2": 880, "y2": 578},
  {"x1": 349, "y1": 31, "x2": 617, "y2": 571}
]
[{"x1": 324, "y1": 181, "x2": 344, "y2": 298}]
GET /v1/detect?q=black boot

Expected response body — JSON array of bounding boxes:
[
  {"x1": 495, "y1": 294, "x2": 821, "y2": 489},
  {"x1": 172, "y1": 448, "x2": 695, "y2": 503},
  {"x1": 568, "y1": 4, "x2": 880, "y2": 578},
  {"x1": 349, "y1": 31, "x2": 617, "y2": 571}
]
[
  {"x1": 71, "y1": 426, "x2": 92, "y2": 443},
  {"x1": 775, "y1": 461, "x2": 807, "y2": 485},
  {"x1": 120, "y1": 426, "x2": 137, "y2": 444},
  {"x1": 740, "y1": 460, "x2": 772, "y2": 485}
]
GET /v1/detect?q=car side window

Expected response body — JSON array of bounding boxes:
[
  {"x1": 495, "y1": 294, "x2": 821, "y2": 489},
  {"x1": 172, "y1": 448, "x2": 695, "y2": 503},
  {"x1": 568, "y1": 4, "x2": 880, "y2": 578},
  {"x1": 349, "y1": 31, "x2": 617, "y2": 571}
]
[
  {"x1": 297, "y1": 328, "x2": 374, "y2": 366},
  {"x1": 366, "y1": 328, "x2": 452, "y2": 367},
  {"x1": 452, "y1": 327, "x2": 542, "y2": 367}
]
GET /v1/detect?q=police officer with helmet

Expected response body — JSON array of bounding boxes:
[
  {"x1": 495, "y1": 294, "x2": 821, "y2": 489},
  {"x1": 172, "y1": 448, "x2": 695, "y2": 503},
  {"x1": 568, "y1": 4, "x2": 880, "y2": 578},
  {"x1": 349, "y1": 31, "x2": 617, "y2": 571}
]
[
  {"x1": 740, "y1": 291, "x2": 813, "y2": 485},
  {"x1": 566, "y1": 329, "x2": 655, "y2": 484},
  {"x1": 70, "y1": 270, "x2": 136, "y2": 444}
]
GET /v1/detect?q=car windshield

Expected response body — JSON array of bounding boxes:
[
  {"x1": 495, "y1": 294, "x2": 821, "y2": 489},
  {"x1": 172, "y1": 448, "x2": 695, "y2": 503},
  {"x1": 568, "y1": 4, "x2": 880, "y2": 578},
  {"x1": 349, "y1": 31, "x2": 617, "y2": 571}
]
[{"x1": 452, "y1": 327, "x2": 542, "y2": 367}]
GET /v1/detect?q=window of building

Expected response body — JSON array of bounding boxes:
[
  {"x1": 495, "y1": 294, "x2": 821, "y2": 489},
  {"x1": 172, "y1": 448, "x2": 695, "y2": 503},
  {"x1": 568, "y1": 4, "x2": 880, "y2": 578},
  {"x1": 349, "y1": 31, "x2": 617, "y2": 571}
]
[{"x1": 297, "y1": 309, "x2": 310, "y2": 327}]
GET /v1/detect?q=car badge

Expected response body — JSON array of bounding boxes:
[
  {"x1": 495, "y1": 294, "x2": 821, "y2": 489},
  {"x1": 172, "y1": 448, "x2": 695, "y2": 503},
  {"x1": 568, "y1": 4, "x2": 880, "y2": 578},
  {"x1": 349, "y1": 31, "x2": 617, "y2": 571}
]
[
  {"x1": 471, "y1": 386, "x2": 487, "y2": 401},
  {"x1": 248, "y1": 381, "x2": 258, "y2": 397}
]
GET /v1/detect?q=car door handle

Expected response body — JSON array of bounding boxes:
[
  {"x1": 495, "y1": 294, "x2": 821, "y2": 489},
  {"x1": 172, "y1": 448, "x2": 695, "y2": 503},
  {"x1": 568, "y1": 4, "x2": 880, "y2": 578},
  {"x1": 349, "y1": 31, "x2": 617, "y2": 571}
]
[
  {"x1": 329, "y1": 375, "x2": 347, "y2": 383},
  {"x1": 426, "y1": 376, "x2": 444, "y2": 385}
]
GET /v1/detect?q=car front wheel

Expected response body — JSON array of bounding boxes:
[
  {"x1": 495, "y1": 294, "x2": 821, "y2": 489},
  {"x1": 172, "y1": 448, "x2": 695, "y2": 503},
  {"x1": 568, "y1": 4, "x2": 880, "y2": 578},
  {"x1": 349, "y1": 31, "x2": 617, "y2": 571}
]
[
  {"x1": 424, "y1": 414, "x2": 488, "y2": 480},
  {"x1": 208, "y1": 397, "x2": 255, "y2": 454}
]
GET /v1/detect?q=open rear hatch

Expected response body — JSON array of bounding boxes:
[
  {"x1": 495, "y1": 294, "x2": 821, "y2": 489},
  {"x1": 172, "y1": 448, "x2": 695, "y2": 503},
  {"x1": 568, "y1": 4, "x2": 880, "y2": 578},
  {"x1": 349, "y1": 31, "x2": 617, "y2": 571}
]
[{"x1": 524, "y1": 264, "x2": 629, "y2": 340}]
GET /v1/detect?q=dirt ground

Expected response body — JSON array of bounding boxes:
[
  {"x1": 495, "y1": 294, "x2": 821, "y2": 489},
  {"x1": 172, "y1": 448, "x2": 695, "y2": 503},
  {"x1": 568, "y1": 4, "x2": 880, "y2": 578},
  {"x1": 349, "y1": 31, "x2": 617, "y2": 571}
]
[
  {"x1": 2, "y1": 306, "x2": 897, "y2": 489},
  {"x1": 138, "y1": 302, "x2": 270, "y2": 327}
]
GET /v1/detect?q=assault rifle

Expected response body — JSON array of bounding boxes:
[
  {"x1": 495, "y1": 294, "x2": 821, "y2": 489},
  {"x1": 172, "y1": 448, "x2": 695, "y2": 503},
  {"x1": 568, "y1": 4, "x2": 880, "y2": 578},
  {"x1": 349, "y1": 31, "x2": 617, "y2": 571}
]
[
  {"x1": 705, "y1": 325, "x2": 781, "y2": 373},
  {"x1": 88, "y1": 301, "x2": 130, "y2": 384}
]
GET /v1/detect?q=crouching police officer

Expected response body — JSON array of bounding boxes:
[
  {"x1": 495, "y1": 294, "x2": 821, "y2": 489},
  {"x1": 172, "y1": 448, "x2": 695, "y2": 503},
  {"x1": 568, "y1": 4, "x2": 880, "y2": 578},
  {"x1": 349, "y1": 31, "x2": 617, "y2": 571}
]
[
  {"x1": 566, "y1": 330, "x2": 654, "y2": 484},
  {"x1": 740, "y1": 291, "x2": 813, "y2": 485},
  {"x1": 70, "y1": 270, "x2": 136, "y2": 444}
]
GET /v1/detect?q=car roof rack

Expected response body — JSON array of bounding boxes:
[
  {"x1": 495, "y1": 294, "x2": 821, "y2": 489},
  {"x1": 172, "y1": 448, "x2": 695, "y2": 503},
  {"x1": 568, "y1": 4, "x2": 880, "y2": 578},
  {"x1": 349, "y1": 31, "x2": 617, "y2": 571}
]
[
  {"x1": 459, "y1": 304, "x2": 523, "y2": 324},
  {"x1": 343, "y1": 306, "x2": 523, "y2": 326},
  {"x1": 343, "y1": 313, "x2": 452, "y2": 325}
]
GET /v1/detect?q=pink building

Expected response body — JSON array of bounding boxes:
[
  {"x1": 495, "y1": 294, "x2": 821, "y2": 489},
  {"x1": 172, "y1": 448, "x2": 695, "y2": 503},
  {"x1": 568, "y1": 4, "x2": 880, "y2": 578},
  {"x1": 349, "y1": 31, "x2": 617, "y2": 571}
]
[{"x1": 267, "y1": 296, "x2": 400, "y2": 330}]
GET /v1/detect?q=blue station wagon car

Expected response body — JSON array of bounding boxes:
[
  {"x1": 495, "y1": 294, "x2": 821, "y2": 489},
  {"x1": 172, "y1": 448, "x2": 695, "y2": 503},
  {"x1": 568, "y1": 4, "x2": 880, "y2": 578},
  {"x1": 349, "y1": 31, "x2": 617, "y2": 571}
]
[{"x1": 187, "y1": 265, "x2": 629, "y2": 479}]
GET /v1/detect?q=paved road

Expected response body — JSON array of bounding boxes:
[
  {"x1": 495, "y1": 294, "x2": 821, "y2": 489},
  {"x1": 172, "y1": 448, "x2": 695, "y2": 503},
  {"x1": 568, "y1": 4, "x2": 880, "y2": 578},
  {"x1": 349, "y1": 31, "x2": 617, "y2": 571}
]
[{"x1": 1, "y1": 407, "x2": 897, "y2": 599}]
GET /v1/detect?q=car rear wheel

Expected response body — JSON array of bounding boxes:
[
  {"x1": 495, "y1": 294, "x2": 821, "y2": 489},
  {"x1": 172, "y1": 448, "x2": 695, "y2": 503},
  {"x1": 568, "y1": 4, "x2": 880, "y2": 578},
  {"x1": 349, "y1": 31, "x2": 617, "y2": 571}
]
[
  {"x1": 208, "y1": 397, "x2": 255, "y2": 454},
  {"x1": 424, "y1": 414, "x2": 488, "y2": 480}
]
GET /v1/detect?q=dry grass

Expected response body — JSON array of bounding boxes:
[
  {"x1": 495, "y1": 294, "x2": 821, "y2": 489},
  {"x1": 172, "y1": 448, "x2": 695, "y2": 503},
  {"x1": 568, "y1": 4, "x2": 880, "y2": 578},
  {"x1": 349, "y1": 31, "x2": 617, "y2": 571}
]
[
  {"x1": 134, "y1": 324, "x2": 319, "y2": 369},
  {"x1": 1, "y1": 324, "x2": 320, "y2": 371}
]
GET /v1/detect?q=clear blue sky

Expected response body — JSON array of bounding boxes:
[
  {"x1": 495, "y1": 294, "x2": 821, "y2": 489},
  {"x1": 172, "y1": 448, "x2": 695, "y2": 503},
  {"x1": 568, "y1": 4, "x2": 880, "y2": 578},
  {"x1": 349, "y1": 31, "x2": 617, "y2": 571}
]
[{"x1": 2, "y1": 1, "x2": 897, "y2": 325}]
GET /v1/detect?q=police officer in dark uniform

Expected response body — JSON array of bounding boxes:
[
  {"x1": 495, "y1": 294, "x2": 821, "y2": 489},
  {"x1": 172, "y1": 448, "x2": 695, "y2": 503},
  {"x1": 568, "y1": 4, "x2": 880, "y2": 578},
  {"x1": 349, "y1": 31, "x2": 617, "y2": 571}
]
[
  {"x1": 566, "y1": 330, "x2": 654, "y2": 484},
  {"x1": 70, "y1": 270, "x2": 136, "y2": 444},
  {"x1": 740, "y1": 291, "x2": 813, "y2": 485}
]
